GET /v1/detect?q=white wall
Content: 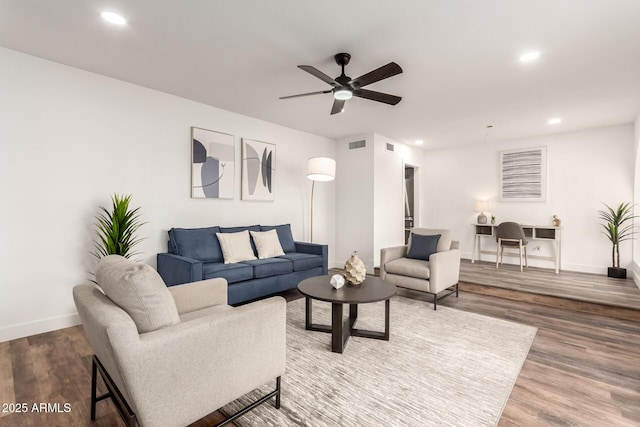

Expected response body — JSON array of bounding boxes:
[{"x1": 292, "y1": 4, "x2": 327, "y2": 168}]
[
  {"x1": 335, "y1": 133, "x2": 425, "y2": 272},
  {"x1": 372, "y1": 136, "x2": 427, "y2": 267},
  {"x1": 632, "y1": 113, "x2": 640, "y2": 287},
  {"x1": 421, "y1": 124, "x2": 635, "y2": 274},
  {"x1": 335, "y1": 134, "x2": 375, "y2": 270},
  {"x1": 373, "y1": 134, "x2": 404, "y2": 268},
  {"x1": 0, "y1": 47, "x2": 336, "y2": 342}
]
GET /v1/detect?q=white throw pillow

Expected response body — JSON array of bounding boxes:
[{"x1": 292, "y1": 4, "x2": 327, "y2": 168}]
[
  {"x1": 95, "y1": 255, "x2": 180, "y2": 334},
  {"x1": 216, "y1": 230, "x2": 257, "y2": 264},
  {"x1": 250, "y1": 229, "x2": 285, "y2": 259}
]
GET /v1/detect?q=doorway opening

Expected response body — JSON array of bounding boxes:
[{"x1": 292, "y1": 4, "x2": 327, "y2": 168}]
[{"x1": 404, "y1": 165, "x2": 417, "y2": 244}]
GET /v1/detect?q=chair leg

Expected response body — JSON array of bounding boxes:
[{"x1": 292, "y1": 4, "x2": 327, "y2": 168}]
[
  {"x1": 433, "y1": 293, "x2": 437, "y2": 310},
  {"x1": 455, "y1": 283, "x2": 459, "y2": 297},
  {"x1": 275, "y1": 376, "x2": 281, "y2": 409},
  {"x1": 519, "y1": 243, "x2": 523, "y2": 272},
  {"x1": 524, "y1": 246, "x2": 528, "y2": 268},
  {"x1": 91, "y1": 357, "x2": 98, "y2": 421},
  {"x1": 496, "y1": 239, "x2": 501, "y2": 268}
]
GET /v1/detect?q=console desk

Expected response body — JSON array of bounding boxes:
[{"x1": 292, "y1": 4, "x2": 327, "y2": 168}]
[{"x1": 471, "y1": 224, "x2": 562, "y2": 274}]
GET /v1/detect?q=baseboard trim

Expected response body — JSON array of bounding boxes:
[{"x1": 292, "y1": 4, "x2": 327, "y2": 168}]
[{"x1": 0, "y1": 313, "x2": 81, "y2": 343}]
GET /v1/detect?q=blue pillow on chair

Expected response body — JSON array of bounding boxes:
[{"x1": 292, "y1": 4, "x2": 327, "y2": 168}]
[{"x1": 407, "y1": 234, "x2": 441, "y2": 261}]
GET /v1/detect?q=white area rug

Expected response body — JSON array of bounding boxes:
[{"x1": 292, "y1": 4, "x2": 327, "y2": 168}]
[{"x1": 223, "y1": 296, "x2": 536, "y2": 426}]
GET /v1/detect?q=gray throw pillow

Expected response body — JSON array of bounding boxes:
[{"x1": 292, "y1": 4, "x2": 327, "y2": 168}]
[
  {"x1": 95, "y1": 255, "x2": 180, "y2": 334},
  {"x1": 406, "y1": 234, "x2": 441, "y2": 261}
]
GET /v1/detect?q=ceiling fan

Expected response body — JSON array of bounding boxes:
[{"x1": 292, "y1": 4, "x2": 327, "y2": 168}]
[{"x1": 280, "y1": 53, "x2": 403, "y2": 115}]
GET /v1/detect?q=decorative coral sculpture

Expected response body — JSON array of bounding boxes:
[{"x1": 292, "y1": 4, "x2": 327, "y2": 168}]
[{"x1": 344, "y1": 251, "x2": 366, "y2": 285}]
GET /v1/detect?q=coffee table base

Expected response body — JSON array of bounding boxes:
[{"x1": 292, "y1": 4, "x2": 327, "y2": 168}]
[{"x1": 305, "y1": 297, "x2": 391, "y2": 353}]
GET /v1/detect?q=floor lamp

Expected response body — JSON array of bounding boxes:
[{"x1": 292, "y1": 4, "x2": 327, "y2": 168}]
[{"x1": 307, "y1": 157, "x2": 336, "y2": 243}]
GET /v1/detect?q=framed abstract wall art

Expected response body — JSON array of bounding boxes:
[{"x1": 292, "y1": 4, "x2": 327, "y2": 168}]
[
  {"x1": 241, "y1": 138, "x2": 275, "y2": 201},
  {"x1": 191, "y1": 127, "x2": 235, "y2": 199},
  {"x1": 499, "y1": 146, "x2": 547, "y2": 202}
]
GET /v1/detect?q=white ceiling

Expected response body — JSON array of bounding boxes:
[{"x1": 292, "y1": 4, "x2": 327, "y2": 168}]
[{"x1": 2, "y1": 0, "x2": 640, "y2": 149}]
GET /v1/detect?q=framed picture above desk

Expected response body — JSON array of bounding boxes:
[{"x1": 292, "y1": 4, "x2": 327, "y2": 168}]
[{"x1": 471, "y1": 224, "x2": 561, "y2": 274}]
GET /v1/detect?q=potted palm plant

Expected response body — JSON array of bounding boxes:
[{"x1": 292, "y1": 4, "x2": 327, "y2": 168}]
[
  {"x1": 92, "y1": 193, "x2": 146, "y2": 259},
  {"x1": 598, "y1": 202, "x2": 636, "y2": 279}
]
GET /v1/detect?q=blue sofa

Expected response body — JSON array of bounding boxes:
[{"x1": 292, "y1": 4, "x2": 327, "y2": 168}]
[{"x1": 157, "y1": 224, "x2": 328, "y2": 305}]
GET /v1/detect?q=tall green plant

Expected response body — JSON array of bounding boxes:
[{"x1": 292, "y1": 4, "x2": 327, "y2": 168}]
[
  {"x1": 92, "y1": 194, "x2": 146, "y2": 259},
  {"x1": 597, "y1": 202, "x2": 636, "y2": 268}
]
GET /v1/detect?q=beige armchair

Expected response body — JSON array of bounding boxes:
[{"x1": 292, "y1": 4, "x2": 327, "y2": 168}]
[
  {"x1": 380, "y1": 228, "x2": 461, "y2": 309},
  {"x1": 73, "y1": 255, "x2": 286, "y2": 427}
]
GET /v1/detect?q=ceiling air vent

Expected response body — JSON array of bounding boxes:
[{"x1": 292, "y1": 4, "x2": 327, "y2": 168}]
[
  {"x1": 348, "y1": 140, "x2": 366, "y2": 149},
  {"x1": 386, "y1": 143, "x2": 395, "y2": 152}
]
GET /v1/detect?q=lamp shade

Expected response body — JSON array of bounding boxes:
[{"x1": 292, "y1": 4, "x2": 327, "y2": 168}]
[
  {"x1": 474, "y1": 201, "x2": 489, "y2": 212},
  {"x1": 307, "y1": 157, "x2": 336, "y2": 181}
]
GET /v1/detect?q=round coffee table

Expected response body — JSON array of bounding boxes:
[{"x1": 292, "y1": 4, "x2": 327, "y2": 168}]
[{"x1": 298, "y1": 275, "x2": 397, "y2": 353}]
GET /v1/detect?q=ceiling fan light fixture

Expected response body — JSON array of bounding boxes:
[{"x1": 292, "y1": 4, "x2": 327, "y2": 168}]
[{"x1": 334, "y1": 88, "x2": 353, "y2": 100}]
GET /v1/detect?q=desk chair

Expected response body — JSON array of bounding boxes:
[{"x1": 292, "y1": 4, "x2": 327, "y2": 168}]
[{"x1": 495, "y1": 222, "x2": 528, "y2": 271}]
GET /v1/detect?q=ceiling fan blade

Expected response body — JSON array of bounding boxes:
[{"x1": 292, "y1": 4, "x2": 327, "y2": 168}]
[
  {"x1": 351, "y1": 62, "x2": 403, "y2": 88},
  {"x1": 330, "y1": 98, "x2": 345, "y2": 115},
  {"x1": 279, "y1": 90, "x2": 332, "y2": 100},
  {"x1": 353, "y1": 89, "x2": 402, "y2": 105},
  {"x1": 298, "y1": 65, "x2": 338, "y2": 86}
]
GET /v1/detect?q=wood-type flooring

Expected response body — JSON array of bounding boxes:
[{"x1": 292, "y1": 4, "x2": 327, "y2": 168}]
[
  {"x1": 461, "y1": 259, "x2": 640, "y2": 310},
  {"x1": 1, "y1": 285, "x2": 639, "y2": 426}
]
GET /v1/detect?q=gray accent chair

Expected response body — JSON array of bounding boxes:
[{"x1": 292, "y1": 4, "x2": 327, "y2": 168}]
[
  {"x1": 73, "y1": 255, "x2": 286, "y2": 427},
  {"x1": 495, "y1": 221, "x2": 529, "y2": 271},
  {"x1": 380, "y1": 228, "x2": 461, "y2": 309}
]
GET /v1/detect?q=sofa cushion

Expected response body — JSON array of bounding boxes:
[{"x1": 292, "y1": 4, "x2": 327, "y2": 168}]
[
  {"x1": 220, "y1": 225, "x2": 260, "y2": 234},
  {"x1": 95, "y1": 255, "x2": 180, "y2": 334},
  {"x1": 216, "y1": 230, "x2": 257, "y2": 264},
  {"x1": 278, "y1": 253, "x2": 323, "y2": 272},
  {"x1": 240, "y1": 258, "x2": 293, "y2": 279},
  {"x1": 203, "y1": 262, "x2": 254, "y2": 284},
  {"x1": 407, "y1": 234, "x2": 441, "y2": 261},
  {"x1": 250, "y1": 229, "x2": 285, "y2": 259},
  {"x1": 260, "y1": 224, "x2": 296, "y2": 253},
  {"x1": 168, "y1": 226, "x2": 222, "y2": 262},
  {"x1": 384, "y1": 257, "x2": 431, "y2": 280}
]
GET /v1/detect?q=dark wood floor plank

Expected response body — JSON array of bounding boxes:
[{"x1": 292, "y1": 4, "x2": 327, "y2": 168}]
[
  {"x1": 440, "y1": 292, "x2": 640, "y2": 427},
  {"x1": 503, "y1": 360, "x2": 637, "y2": 426},
  {"x1": 461, "y1": 259, "x2": 640, "y2": 310},
  {"x1": 0, "y1": 340, "x2": 14, "y2": 420},
  {"x1": 461, "y1": 282, "x2": 640, "y2": 321}
]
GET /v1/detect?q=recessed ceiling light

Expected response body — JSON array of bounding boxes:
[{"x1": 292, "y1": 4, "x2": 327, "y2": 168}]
[
  {"x1": 548, "y1": 118, "x2": 562, "y2": 125},
  {"x1": 415, "y1": 140, "x2": 424, "y2": 145},
  {"x1": 519, "y1": 51, "x2": 540, "y2": 62},
  {"x1": 101, "y1": 11, "x2": 127, "y2": 26}
]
